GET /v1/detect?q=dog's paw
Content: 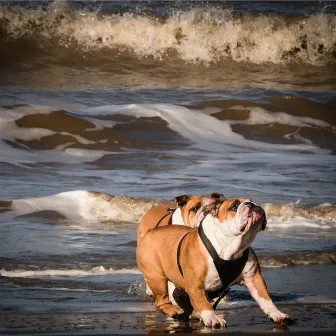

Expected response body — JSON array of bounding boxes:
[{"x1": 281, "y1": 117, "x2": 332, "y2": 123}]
[
  {"x1": 190, "y1": 310, "x2": 201, "y2": 320},
  {"x1": 270, "y1": 312, "x2": 291, "y2": 325},
  {"x1": 166, "y1": 305, "x2": 185, "y2": 320},
  {"x1": 145, "y1": 286, "x2": 153, "y2": 297},
  {"x1": 200, "y1": 310, "x2": 227, "y2": 329}
]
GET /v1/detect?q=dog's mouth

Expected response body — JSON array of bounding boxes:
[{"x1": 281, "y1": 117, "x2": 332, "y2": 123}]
[
  {"x1": 194, "y1": 210, "x2": 207, "y2": 228},
  {"x1": 194, "y1": 205, "x2": 214, "y2": 228},
  {"x1": 192, "y1": 200, "x2": 218, "y2": 228},
  {"x1": 239, "y1": 207, "x2": 265, "y2": 233}
]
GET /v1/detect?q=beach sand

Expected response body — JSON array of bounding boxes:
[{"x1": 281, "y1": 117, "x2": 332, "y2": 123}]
[{"x1": 1, "y1": 303, "x2": 335, "y2": 335}]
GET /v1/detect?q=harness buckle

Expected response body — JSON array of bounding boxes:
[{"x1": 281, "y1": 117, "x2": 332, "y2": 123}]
[{"x1": 167, "y1": 207, "x2": 176, "y2": 214}]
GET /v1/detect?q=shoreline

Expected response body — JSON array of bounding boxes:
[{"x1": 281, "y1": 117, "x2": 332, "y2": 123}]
[{"x1": 1, "y1": 303, "x2": 335, "y2": 335}]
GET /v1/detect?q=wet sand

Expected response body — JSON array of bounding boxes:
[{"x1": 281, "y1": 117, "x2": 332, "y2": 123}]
[{"x1": 1, "y1": 303, "x2": 335, "y2": 335}]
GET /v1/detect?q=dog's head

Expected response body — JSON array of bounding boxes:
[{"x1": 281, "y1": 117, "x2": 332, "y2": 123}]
[
  {"x1": 216, "y1": 198, "x2": 267, "y2": 237},
  {"x1": 175, "y1": 193, "x2": 223, "y2": 228}
]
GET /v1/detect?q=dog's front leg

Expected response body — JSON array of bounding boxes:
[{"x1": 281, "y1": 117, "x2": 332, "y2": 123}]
[
  {"x1": 186, "y1": 283, "x2": 226, "y2": 329},
  {"x1": 244, "y1": 268, "x2": 290, "y2": 324}
]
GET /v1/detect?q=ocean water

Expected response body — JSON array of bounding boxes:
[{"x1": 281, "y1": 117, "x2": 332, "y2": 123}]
[{"x1": 0, "y1": 0, "x2": 335, "y2": 322}]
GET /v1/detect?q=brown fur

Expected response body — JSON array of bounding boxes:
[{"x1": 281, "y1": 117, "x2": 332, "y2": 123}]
[
  {"x1": 244, "y1": 266, "x2": 271, "y2": 301},
  {"x1": 217, "y1": 198, "x2": 250, "y2": 222},
  {"x1": 137, "y1": 204, "x2": 174, "y2": 242},
  {"x1": 136, "y1": 225, "x2": 211, "y2": 316}
]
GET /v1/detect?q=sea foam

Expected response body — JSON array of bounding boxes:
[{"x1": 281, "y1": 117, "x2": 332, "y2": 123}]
[
  {"x1": 0, "y1": 2, "x2": 335, "y2": 65},
  {"x1": 0, "y1": 266, "x2": 141, "y2": 278},
  {"x1": 1, "y1": 190, "x2": 334, "y2": 226}
]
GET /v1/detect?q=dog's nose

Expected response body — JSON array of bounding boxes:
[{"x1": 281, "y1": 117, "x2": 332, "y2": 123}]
[
  {"x1": 245, "y1": 202, "x2": 264, "y2": 215},
  {"x1": 245, "y1": 202, "x2": 255, "y2": 208}
]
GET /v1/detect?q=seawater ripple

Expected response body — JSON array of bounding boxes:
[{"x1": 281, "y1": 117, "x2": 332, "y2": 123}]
[
  {"x1": 1, "y1": 249, "x2": 335, "y2": 279},
  {"x1": 0, "y1": 102, "x2": 335, "y2": 167}
]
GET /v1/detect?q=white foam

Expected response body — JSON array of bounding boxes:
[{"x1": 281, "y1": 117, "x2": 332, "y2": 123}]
[
  {"x1": 4, "y1": 189, "x2": 335, "y2": 226},
  {"x1": 3, "y1": 4, "x2": 335, "y2": 65},
  {"x1": 284, "y1": 131, "x2": 313, "y2": 145},
  {"x1": 26, "y1": 287, "x2": 114, "y2": 293},
  {"x1": 263, "y1": 201, "x2": 336, "y2": 225},
  {"x1": 0, "y1": 266, "x2": 141, "y2": 278},
  {"x1": 11, "y1": 190, "x2": 153, "y2": 223},
  {"x1": 267, "y1": 218, "x2": 333, "y2": 229},
  {"x1": 230, "y1": 106, "x2": 334, "y2": 129}
]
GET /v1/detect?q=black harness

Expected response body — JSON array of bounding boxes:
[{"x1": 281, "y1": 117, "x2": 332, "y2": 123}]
[
  {"x1": 155, "y1": 208, "x2": 176, "y2": 228},
  {"x1": 175, "y1": 221, "x2": 249, "y2": 312},
  {"x1": 198, "y1": 221, "x2": 249, "y2": 302}
]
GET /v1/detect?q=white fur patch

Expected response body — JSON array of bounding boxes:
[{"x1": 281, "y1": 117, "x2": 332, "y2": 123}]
[
  {"x1": 249, "y1": 286, "x2": 287, "y2": 321},
  {"x1": 172, "y1": 208, "x2": 183, "y2": 225},
  {"x1": 204, "y1": 258, "x2": 222, "y2": 292},
  {"x1": 168, "y1": 281, "x2": 177, "y2": 306},
  {"x1": 258, "y1": 296, "x2": 285, "y2": 319},
  {"x1": 200, "y1": 310, "x2": 226, "y2": 328},
  {"x1": 200, "y1": 310, "x2": 215, "y2": 321}
]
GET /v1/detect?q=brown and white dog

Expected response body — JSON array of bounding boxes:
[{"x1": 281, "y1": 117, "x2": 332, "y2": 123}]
[
  {"x1": 136, "y1": 198, "x2": 290, "y2": 329},
  {"x1": 137, "y1": 193, "x2": 224, "y2": 296}
]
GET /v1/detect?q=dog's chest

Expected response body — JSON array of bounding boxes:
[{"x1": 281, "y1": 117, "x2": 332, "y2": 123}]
[
  {"x1": 204, "y1": 258, "x2": 223, "y2": 291},
  {"x1": 204, "y1": 256, "x2": 243, "y2": 293}
]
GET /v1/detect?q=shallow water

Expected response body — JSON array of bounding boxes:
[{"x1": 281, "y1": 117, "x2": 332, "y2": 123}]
[{"x1": 0, "y1": 0, "x2": 335, "y2": 319}]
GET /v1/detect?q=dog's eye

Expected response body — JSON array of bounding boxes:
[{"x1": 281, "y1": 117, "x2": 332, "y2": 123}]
[
  {"x1": 229, "y1": 200, "x2": 240, "y2": 211},
  {"x1": 191, "y1": 202, "x2": 201, "y2": 213}
]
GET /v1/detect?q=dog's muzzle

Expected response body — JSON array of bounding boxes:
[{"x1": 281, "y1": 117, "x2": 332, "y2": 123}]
[{"x1": 245, "y1": 202, "x2": 267, "y2": 231}]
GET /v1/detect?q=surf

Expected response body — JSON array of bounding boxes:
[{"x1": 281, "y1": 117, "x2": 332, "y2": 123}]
[{"x1": 1, "y1": 1, "x2": 335, "y2": 66}]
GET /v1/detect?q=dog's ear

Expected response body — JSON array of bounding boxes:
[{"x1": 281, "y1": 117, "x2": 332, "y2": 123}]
[
  {"x1": 210, "y1": 192, "x2": 225, "y2": 200},
  {"x1": 261, "y1": 217, "x2": 267, "y2": 231},
  {"x1": 210, "y1": 200, "x2": 223, "y2": 217},
  {"x1": 175, "y1": 194, "x2": 192, "y2": 207}
]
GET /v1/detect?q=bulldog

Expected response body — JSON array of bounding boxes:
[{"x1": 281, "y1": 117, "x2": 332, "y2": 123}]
[
  {"x1": 137, "y1": 192, "x2": 224, "y2": 242},
  {"x1": 137, "y1": 193, "x2": 224, "y2": 296},
  {"x1": 136, "y1": 198, "x2": 290, "y2": 329}
]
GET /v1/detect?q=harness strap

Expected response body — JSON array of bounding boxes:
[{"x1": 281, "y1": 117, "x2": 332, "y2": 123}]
[
  {"x1": 168, "y1": 212, "x2": 173, "y2": 225},
  {"x1": 198, "y1": 221, "x2": 221, "y2": 261},
  {"x1": 155, "y1": 208, "x2": 176, "y2": 228},
  {"x1": 198, "y1": 221, "x2": 249, "y2": 300},
  {"x1": 198, "y1": 222, "x2": 249, "y2": 265},
  {"x1": 212, "y1": 289, "x2": 229, "y2": 311},
  {"x1": 176, "y1": 232, "x2": 190, "y2": 277},
  {"x1": 155, "y1": 213, "x2": 170, "y2": 228}
]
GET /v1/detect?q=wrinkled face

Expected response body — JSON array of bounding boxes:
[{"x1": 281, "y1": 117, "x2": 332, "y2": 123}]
[
  {"x1": 218, "y1": 198, "x2": 267, "y2": 236},
  {"x1": 175, "y1": 194, "x2": 220, "y2": 228}
]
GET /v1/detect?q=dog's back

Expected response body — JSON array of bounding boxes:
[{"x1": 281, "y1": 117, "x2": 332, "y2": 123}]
[{"x1": 137, "y1": 204, "x2": 174, "y2": 242}]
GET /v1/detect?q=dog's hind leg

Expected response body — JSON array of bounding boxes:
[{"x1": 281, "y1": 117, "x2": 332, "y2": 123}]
[
  {"x1": 146, "y1": 274, "x2": 185, "y2": 319},
  {"x1": 143, "y1": 275, "x2": 153, "y2": 296},
  {"x1": 136, "y1": 230, "x2": 185, "y2": 319}
]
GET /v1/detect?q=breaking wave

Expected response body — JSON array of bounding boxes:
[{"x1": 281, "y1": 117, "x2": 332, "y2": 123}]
[
  {"x1": 0, "y1": 1, "x2": 335, "y2": 65},
  {"x1": 1, "y1": 190, "x2": 335, "y2": 226}
]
